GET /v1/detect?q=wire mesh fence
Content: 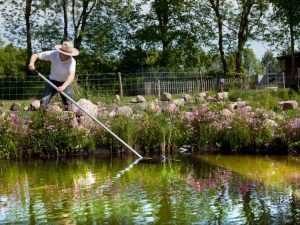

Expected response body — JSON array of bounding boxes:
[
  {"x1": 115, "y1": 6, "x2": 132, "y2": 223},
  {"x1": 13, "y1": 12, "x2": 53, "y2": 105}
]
[{"x1": 0, "y1": 72, "x2": 245, "y2": 100}]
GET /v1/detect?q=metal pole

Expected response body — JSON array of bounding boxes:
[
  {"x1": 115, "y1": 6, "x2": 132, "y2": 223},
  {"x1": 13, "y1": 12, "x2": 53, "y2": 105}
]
[{"x1": 36, "y1": 71, "x2": 143, "y2": 159}]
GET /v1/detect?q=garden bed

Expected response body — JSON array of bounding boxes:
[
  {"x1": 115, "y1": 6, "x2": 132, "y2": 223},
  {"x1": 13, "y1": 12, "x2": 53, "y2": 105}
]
[{"x1": 1, "y1": 88, "x2": 300, "y2": 159}]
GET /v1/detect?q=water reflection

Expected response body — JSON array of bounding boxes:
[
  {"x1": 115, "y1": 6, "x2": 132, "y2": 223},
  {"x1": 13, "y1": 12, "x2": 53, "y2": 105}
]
[{"x1": 0, "y1": 155, "x2": 299, "y2": 224}]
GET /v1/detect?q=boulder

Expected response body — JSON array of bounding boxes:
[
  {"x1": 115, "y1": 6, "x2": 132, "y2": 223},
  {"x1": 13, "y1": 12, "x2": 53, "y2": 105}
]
[
  {"x1": 161, "y1": 92, "x2": 172, "y2": 101},
  {"x1": 236, "y1": 101, "x2": 248, "y2": 109},
  {"x1": 117, "y1": 106, "x2": 133, "y2": 117},
  {"x1": 114, "y1": 95, "x2": 121, "y2": 105},
  {"x1": 30, "y1": 100, "x2": 40, "y2": 111},
  {"x1": 221, "y1": 109, "x2": 232, "y2": 117},
  {"x1": 63, "y1": 111, "x2": 78, "y2": 127},
  {"x1": 173, "y1": 98, "x2": 185, "y2": 106},
  {"x1": 148, "y1": 101, "x2": 162, "y2": 114},
  {"x1": 162, "y1": 102, "x2": 177, "y2": 114},
  {"x1": 72, "y1": 98, "x2": 98, "y2": 117},
  {"x1": 207, "y1": 96, "x2": 216, "y2": 102},
  {"x1": 229, "y1": 101, "x2": 248, "y2": 111},
  {"x1": 197, "y1": 92, "x2": 207, "y2": 99},
  {"x1": 10, "y1": 102, "x2": 21, "y2": 111},
  {"x1": 278, "y1": 100, "x2": 298, "y2": 110},
  {"x1": 196, "y1": 96, "x2": 206, "y2": 102},
  {"x1": 217, "y1": 92, "x2": 229, "y2": 101},
  {"x1": 136, "y1": 95, "x2": 146, "y2": 103},
  {"x1": 183, "y1": 94, "x2": 192, "y2": 102},
  {"x1": 47, "y1": 105, "x2": 63, "y2": 113}
]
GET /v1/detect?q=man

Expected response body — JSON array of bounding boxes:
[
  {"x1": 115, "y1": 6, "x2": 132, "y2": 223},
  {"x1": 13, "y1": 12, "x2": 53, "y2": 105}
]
[{"x1": 28, "y1": 41, "x2": 79, "y2": 110}]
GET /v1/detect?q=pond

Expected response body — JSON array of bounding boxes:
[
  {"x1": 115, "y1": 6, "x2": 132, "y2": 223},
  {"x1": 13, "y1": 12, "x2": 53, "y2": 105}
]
[{"x1": 0, "y1": 155, "x2": 300, "y2": 224}]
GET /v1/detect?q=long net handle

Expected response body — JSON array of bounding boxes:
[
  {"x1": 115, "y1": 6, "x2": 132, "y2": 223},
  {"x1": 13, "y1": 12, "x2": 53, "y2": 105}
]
[{"x1": 36, "y1": 71, "x2": 143, "y2": 159}]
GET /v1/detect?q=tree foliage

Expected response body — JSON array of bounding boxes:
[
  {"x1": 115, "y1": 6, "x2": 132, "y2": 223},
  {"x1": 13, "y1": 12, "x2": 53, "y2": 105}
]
[{"x1": 0, "y1": 0, "x2": 299, "y2": 78}]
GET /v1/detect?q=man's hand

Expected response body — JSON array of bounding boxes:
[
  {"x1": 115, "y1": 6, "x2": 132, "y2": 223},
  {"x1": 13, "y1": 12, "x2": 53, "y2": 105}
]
[
  {"x1": 57, "y1": 86, "x2": 66, "y2": 93},
  {"x1": 28, "y1": 64, "x2": 36, "y2": 72}
]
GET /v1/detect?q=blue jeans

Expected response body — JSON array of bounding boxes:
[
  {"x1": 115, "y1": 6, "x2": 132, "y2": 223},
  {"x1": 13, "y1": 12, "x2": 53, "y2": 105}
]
[{"x1": 40, "y1": 79, "x2": 73, "y2": 110}]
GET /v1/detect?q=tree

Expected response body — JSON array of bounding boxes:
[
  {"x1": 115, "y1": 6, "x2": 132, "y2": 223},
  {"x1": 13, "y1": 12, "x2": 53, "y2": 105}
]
[
  {"x1": 207, "y1": 0, "x2": 229, "y2": 77},
  {"x1": 227, "y1": 0, "x2": 268, "y2": 76},
  {"x1": 71, "y1": 0, "x2": 98, "y2": 50},
  {"x1": 137, "y1": 0, "x2": 210, "y2": 68},
  {"x1": 269, "y1": 0, "x2": 300, "y2": 76},
  {"x1": 0, "y1": 0, "x2": 62, "y2": 75},
  {"x1": 261, "y1": 50, "x2": 281, "y2": 73}
]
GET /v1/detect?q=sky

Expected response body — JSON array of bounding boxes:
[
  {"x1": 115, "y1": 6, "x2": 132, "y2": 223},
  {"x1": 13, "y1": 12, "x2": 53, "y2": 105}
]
[{"x1": 249, "y1": 41, "x2": 270, "y2": 60}]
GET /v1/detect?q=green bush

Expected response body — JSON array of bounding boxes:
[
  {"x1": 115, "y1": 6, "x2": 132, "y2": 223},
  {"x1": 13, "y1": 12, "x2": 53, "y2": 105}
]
[{"x1": 27, "y1": 111, "x2": 95, "y2": 157}]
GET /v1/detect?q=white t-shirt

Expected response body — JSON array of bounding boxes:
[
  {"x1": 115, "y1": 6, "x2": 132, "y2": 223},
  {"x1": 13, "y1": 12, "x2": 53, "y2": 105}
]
[{"x1": 38, "y1": 50, "x2": 76, "y2": 82}]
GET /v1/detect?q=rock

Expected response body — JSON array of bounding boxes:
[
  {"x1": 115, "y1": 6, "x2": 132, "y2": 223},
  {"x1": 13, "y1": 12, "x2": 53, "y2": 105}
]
[
  {"x1": 197, "y1": 92, "x2": 207, "y2": 99},
  {"x1": 161, "y1": 92, "x2": 172, "y2": 101},
  {"x1": 10, "y1": 102, "x2": 21, "y2": 111},
  {"x1": 217, "y1": 92, "x2": 229, "y2": 101},
  {"x1": 117, "y1": 106, "x2": 133, "y2": 117},
  {"x1": 196, "y1": 96, "x2": 206, "y2": 102},
  {"x1": 63, "y1": 111, "x2": 78, "y2": 127},
  {"x1": 114, "y1": 95, "x2": 121, "y2": 105},
  {"x1": 72, "y1": 99, "x2": 98, "y2": 117},
  {"x1": 228, "y1": 103, "x2": 235, "y2": 111},
  {"x1": 30, "y1": 100, "x2": 40, "y2": 111},
  {"x1": 47, "y1": 105, "x2": 63, "y2": 113},
  {"x1": 78, "y1": 115, "x2": 97, "y2": 130},
  {"x1": 236, "y1": 101, "x2": 248, "y2": 108},
  {"x1": 24, "y1": 106, "x2": 30, "y2": 111},
  {"x1": 136, "y1": 95, "x2": 146, "y2": 103},
  {"x1": 278, "y1": 100, "x2": 298, "y2": 110},
  {"x1": 229, "y1": 101, "x2": 248, "y2": 111},
  {"x1": 173, "y1": 98, "x2": 185, "y2": 106},
  {"x1": 183, "y1": 94, "x2": 192, "y2": 102},
  {"x1": 221, "y1": 109, "x2": 232, "y2": 117},
  {"x1": 207, "y1": 96, "x2": 216, "y2": 102},
  {"x1": 162, "y1": 102, "x2": 177, "y2": 114},
  {"x1": 149, "y1": 101, "x2": 162, "y2": 114},
  {"x1": 130, "y1": 98, "x2": 138, "y2": 103}
]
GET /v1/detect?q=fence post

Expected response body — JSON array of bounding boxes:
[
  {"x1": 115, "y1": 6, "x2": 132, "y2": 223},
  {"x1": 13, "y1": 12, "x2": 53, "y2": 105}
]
[
  {"x1": 118, "y1": 72, "x2": 123, "y2": 97},
  {"x1": 283, "y1": 72, "x2": 286, "y2": 89},
  {"x1": 298, "y1": 68, "x2": 300, "y2": 88},
  {"x1": 157, "y1": 80, "x2": 161, "y2": 98}
]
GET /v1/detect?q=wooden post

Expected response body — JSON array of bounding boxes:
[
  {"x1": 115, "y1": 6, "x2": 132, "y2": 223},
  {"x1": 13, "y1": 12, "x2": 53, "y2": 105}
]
[
  {"x1": 157, "y1": 80, "x2": 161, "y2": 98},
  {"x1": 298, "y1": 68, "x2": 300, "y2": 88},
  {"x1": 118, "y1": 72, "x2": 123, "y2": 97},
  {"x1": 282, "y1": 72, "x2": 286, "y2": 89}
]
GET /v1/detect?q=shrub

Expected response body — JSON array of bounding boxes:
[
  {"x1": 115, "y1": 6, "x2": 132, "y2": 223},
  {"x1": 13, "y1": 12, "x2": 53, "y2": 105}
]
[{"x1": 27, "y1": 111, "x2": 95, "y2": 157}]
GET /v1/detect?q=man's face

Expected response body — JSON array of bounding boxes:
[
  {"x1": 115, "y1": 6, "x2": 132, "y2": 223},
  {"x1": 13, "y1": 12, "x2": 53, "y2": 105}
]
[{"x1": 59, "y1": 53, "x2": 71, "y2": 61}]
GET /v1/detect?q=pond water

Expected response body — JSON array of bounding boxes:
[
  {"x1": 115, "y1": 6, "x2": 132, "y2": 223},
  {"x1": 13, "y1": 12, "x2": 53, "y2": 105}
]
[{"x1": 0, "y1": 155, "x2": 300, "y2": 224}]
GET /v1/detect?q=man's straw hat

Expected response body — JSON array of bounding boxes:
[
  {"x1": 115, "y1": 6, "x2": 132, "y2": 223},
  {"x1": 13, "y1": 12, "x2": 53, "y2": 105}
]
[{"x1": 55, "y1": 41, "x2": 79, "y2": 56}]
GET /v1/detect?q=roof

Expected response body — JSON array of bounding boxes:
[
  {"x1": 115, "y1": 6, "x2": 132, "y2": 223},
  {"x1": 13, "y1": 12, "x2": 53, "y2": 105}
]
[{"x1": 277, "y1": 52, "x2": 300, "y2": 60}]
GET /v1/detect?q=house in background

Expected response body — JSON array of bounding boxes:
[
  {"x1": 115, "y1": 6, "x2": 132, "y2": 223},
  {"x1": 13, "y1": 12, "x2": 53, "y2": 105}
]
[{"x1": 277, "y1": 52, "x2": 300, "y2": 88}]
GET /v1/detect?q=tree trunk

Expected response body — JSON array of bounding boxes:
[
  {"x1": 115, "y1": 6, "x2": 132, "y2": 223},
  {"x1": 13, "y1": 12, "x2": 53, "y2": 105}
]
[
  {"x1": 72, "y1": 0, "x2": 97, "y2": 50},
  {"x1": 62, "y1": 0, "x2": 68, "y2": 41},
  {"x1": 25, "y1": 0, "x2": 32, "y2": 77},
  {"x1": 289, "y1": 22, "x2": 295, "y2": 76},
  {"x1": 236, "y1": 33, "x2": 245, "y2": 76},
  {"x1": 155, "y1": 0, "x2": 169, "y2": 67},
  {"x1": 235, "y1": 2, "x2": 253, "y2": 76},
  {"x1": 218, "y1": 19, "x2": 227, "y2": 77},
  {"x1": 209, "y1": 0, "x2": 227, "y2": 77}
]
